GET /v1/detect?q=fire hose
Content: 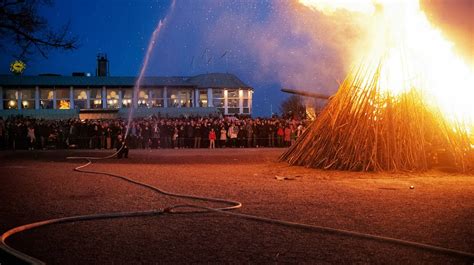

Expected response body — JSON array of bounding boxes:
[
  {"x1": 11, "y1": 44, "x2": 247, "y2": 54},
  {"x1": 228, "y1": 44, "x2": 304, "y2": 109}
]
[{"x1": 1, "y1": 147, "x2": 473, "y2": 264}]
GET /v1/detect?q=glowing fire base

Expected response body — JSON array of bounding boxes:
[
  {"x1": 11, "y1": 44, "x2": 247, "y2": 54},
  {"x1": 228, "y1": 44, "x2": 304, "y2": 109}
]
[{"x1": 281, "y1": 62, "x2": 473, "y2": 172}]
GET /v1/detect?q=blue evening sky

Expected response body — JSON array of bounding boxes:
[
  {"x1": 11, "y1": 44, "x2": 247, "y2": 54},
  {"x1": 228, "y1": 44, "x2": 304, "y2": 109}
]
[{"x1": 1, "y1": 0, "x2": 471, "y2": 116}]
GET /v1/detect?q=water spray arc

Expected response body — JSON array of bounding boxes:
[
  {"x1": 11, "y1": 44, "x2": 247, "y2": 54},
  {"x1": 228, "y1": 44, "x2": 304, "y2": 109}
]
[{"x1": 125, "y1": 0, "x2": 176, "y2": 139}]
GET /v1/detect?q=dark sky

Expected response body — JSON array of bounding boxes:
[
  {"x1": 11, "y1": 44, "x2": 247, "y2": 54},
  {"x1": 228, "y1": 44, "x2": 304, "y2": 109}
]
[{"x1": 1, "y1": 0, "x2": 472, "y2": 116}]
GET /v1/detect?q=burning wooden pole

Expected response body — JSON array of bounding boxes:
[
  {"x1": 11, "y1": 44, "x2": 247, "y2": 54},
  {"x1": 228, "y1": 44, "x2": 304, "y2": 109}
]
[
  {"x1": 281, "y1": 88, "x2": 332, "y2": 100},
  {"x1": 280, "y1": 62, "x2": 473, "y2": 172}
]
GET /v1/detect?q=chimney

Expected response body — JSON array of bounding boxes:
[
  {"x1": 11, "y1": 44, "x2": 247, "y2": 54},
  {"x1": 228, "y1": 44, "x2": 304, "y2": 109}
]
[{"x1": 96, "y1": 53, "x2": 109, "y2": 76}]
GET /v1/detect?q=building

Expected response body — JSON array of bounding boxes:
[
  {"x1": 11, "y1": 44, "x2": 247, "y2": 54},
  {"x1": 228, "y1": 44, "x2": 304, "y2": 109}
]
[{"x1": 0, "y1": 72, "x2": 253, "y2": 119}]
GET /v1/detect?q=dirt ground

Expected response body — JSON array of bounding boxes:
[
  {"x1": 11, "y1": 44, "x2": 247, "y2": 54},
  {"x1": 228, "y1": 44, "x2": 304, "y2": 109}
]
[{"x1": 0, "y1": 148, "x2": 473, "y2": 264}]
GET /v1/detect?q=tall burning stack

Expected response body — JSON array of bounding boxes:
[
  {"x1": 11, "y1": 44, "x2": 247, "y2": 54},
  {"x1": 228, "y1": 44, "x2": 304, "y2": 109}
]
[{"x1": 281, "y1": 0, "x2": 474, "y2": 172}]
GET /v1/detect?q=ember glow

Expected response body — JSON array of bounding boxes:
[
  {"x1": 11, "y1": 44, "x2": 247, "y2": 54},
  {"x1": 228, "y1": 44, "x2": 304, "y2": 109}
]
[{"x1": 298, "y1": 0, "x2": 474, "y2": 128}]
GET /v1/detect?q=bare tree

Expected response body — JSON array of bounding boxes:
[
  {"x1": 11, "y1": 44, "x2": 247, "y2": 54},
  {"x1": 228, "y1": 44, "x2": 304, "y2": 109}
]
[
  {"x1": 0, "y1": 0, "x2": 78, "y2": 60},
  {"x1": 279, "y1": 95, "x2": 306, "y2": 119}
]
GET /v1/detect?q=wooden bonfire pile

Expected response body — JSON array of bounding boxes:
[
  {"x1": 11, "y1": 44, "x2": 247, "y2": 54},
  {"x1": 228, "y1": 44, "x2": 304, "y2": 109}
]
[{"x1": 280, "y1": 62, "x2": 473, "y2": 172}]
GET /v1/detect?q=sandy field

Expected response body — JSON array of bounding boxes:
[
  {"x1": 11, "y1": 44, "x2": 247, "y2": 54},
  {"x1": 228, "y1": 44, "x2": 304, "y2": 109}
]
[{"x1": 0, "y1": 148, "x2": 473, "y2": 264}]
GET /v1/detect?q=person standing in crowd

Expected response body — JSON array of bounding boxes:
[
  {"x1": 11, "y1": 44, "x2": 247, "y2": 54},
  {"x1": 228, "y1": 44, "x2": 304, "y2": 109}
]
[
  {"x1": 172, "y1": 125, "x2": 179, "y2": 149},
  {"x1": 268, "y1": 121, "x2": 275, "y2": 147},
  {"x1": 258, "y1": 120, "x2": 266, "y2": 147},
  {"x1": 284, "y1": 124, "x2": 291, "y2": 147},
  {"x1": 262, "y1": 120, "x2": 270, "y2": 147},
  {"x1": 290, "y1": 125, "x2": 297, "y2": 146},
  {"x1": 7, "y1": 120, "x2": 15, "y2": 151},
  {"x1": 297, "y1": 123, "x2": 304, "y2": 140},
  {"x1": 159, "y1": 121, "x2": 166, "y2": 148},
  {"x1": 194, "y1": 122, "x2": 202, "y2": 148},
  {"x1": 99, "y1": 122, "x2": 106, "y2": 149},
  {"x1": 78, "y1": 121, "x2": 88, "y2": 149},
  {"x1": 201, "y1": 123, "x2": 210, "y2": 148},
  {"x1": 228, "y1": 123, "x2": 238, "y2": 147},
  {"x1": 0, "y1": 117, "x2": 5, "y2": 149},
  {"x1": 111, "y1": 121, "x2": 120, "y2": 149},
  {"x1": 116, "y1": 135, "x2": 129, "y2": 159},
  {"x1": 14, "y1": 120, "x2": 24, "y2": 150},
  {"x1": 219, "y1": 126, "x2": 227, "y2": 148},
  {"x1": 276, "y1": 123, "x2": 284, "y2": 147},
  {"x1": 142, "y1": 122, "x2": 152, "y2": 149},
  {"x1": 245, "y1": 120, "x2": 253, "y2": 148},
  {"x1": 68, "y1": 120, "x2": 78, "y2": 147},
  {"x1": 209, "y1": 128, "x2": 216, "y2": 149},
  {"x1": 92, "y1": 122, "x2": 100, "y2": 149},
  {"x1": 39, "y1": 121, "x2": 50, "y2": 150},
  {"x1": 178, "y1": 122, "x2": 185, "y2": 148},
  {"x1": 135, "y1": 123, "x2": 143, "y2": 148},
  {"x1": 185, "y1": 121, "x2": 194, "y2": 148},
  {"x1": 238, "y1": 125, "x2": 247, "y2": 148},
  {"x1": 252, "y1": 120, "x2": 259, "y2": 147},
  {"x1": 165, "y1": 120, "x2": 173, "y2": 148},
  {"x1": 27, "y1": 124, "x2": 36, "y2": 150},
  {"x1": 129, "y1": 123, "x2": 137, "y2": 148},
  {"x1": 106, "y1": 124, "x2": 112, "y2": 149},
  {"x1": 152, "y1": 122, "x2": 160, "y2": 149}
]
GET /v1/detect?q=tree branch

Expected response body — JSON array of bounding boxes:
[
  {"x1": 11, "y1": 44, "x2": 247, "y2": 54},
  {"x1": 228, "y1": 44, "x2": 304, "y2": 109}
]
[{"x1": 0, "y1": 0, "x2": 78, "y2": 59}]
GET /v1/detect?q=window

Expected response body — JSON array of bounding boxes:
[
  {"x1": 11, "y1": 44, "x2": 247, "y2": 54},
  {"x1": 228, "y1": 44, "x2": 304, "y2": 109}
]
[
  {"x1": 56, "y1": 88, "x2": 70, "y2": 109},
  {"x1": 151, "y1": 88, "x2": 164, "y2": 107},
  {"x1": 199, "y1": 89, "x2": 208, "y2": 107},
  {"x1": 122, "y1": 89, "x2": 132, "y2": 108},
  {"x1": 212, "y1": 89, "x2": 224, "y2": 98},
  {"x1": 242, "y1": 89, "x2": 250, "y2": 107},
  {"x1": 21, "y1": 89, "x2": 35, "y2": 109},
  {"x1": 90, "y1": 88, "x2": 102, "y2": 109},
  {"x1": 242, "y1": 89, "x2": 249, "y2": 98},
  {"x1": 227, "y1": 89, "x2": 238, "y2": 98},
  {"x1": 227, "y1": 89, "x2": 240, "y2": 114},
  {"x1": 243, "y1": 99, "x2": 249, "y2": 108},
  {"x1": 107, "y1": 89, "x2": 119, "y2": 109},
  {"x1": 166, "y1": 88, "x2": 193, "y2": 108},
  {"x1": 3, "y1": 90, "x2": 18, "y2": 109},
  {"x1": 212, "y1": 89, "x2": 224, "y2": 109},
  {"x1": 138, "y1": 89, "x2": 149, "y2": 108},
  {"x1": 74, "y1": 89, "x2": 88, "y2": 109},
  {"x1": 228, "y1": 99, "x2": 239, "y2": 108},
  {"x1": 179, "y1": 90, "x2": 192, "y2": 107},
  {"x1": 167, "y1": 88, "x2": 179, "y2": 107},
  {"x1": 40, "y1": 89, "x2": 53, "y2": 109}
]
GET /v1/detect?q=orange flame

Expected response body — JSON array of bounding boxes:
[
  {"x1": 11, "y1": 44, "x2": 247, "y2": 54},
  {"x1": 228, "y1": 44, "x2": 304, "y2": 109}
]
[{"x1": 299, "y1": 0, "x2": 474, "y2": 129}]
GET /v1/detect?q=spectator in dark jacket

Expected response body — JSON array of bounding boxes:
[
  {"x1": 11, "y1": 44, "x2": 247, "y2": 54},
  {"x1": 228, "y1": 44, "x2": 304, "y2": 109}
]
[{"x1": 116, "y1": 135, "x2": 129, "y2": 159}]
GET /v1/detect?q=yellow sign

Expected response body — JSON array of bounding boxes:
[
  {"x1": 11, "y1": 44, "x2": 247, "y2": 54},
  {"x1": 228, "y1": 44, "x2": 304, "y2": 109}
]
[{"x1": 10, "y1": 60, "x2": 26, "y2": 75}]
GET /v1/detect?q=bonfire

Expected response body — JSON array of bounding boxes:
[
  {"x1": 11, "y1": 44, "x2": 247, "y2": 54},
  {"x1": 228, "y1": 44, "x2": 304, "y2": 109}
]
[{"x1": 281, "y1": 0, "x2": 474, "y2": 172}]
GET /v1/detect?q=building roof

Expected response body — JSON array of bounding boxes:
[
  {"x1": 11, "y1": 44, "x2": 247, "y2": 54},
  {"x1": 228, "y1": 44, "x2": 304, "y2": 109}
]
[
  {"x1": 0, "y1": 73, "x2": 252, "y2": 89},
  {"x1": 186, "y1": 73, "x2": 251, "y2": 89}
]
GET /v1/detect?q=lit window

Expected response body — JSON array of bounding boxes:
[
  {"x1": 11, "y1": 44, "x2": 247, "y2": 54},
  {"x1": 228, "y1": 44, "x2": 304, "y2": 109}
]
[
  {"x1": 107, "y1": 89, "x2": 119, "y2": 109},
  {"x1": 56, "y1": 89, "x2": 70, "y2": 109},
  {"x1": 89, "y1": 89, "x2": 102, "y2": 109},
  {"x1": 122, "y1": 89, "x2": 132, "y2": 108},
  {"x1": 74, "y1": 89, "x2": 88, "y2": 109},
  {"x1": 21, "y1": 89, "x2": 35, "y2": 109},
  {"x1": 40, "y1": 89, "x2": 54, "y2": 109}
]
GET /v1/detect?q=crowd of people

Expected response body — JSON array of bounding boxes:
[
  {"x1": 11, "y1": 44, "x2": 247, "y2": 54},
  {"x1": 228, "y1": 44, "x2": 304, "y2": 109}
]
[{"x1": 0, "y1": 116, "x2": 308, "y2": 151}]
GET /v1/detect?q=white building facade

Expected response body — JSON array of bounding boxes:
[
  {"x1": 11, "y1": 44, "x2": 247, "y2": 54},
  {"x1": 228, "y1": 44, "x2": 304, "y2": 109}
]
[{"x1": 0, "y1": 73, "x2": 253, "y2": 118}]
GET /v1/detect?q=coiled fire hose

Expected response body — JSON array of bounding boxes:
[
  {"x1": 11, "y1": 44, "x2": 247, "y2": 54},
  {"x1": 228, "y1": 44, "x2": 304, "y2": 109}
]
[{"x1": 1, "y1": 147, "x2": 473, "y2": 264}]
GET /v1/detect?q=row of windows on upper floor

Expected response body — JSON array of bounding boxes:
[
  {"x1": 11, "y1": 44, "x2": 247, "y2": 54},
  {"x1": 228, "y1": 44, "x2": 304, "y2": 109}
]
[
  {"x1": 1, "y1": 87, "x2": 251, "y2": 100},
  {"x1": 1, "y1": 88, "x2": 252, "y2": 110}
]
